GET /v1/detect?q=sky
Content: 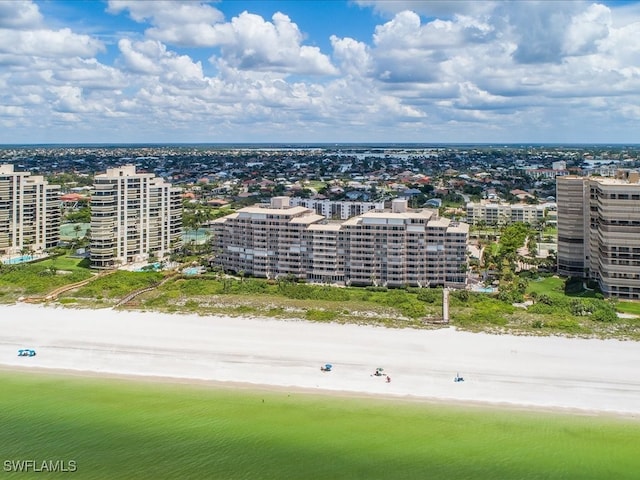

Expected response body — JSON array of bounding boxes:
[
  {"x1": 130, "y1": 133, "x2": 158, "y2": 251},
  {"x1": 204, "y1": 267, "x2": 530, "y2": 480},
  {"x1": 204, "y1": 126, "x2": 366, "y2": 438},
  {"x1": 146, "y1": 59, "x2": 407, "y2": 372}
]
[{"x1": 1, "y1": 0, "x2": 640, "y2": 145}]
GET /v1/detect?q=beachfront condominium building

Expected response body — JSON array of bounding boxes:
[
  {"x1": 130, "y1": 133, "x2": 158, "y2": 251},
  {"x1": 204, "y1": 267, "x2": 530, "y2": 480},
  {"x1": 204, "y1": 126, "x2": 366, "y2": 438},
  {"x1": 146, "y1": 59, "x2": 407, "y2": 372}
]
[
  {"x1": 556, "y1": 176, "x2": 589, "y2": 277},
  {"x1": 289, "y1": 197, "x2": 385, "y2": 220},
  {"x1": 0, "y1": 164, "x2": 60, "y2": 256},
  {"x1": 557, "y1": 172, "x2": 640, "y2": 299},
  {"x1": 90, "y1": 165, "x2": 182, "y2": 269},
  {"x1": 212, "y1": 197, "x2": 468, "y2": 289}
]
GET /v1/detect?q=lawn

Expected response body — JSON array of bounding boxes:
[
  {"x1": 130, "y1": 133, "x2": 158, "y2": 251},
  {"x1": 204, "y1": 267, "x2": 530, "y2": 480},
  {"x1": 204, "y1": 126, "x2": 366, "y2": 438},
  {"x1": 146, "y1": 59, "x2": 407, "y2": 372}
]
[
  {"x1": 2, "y1": 371, "x2": 640, "y2": 479},
  {"x1": 37, "y1": 254, "x2": 91, "y2": 272},
  {"x1": 526, "y1": 276, "x2": 600, "y2": 299},
  {"x1": 525, "y1": 276, "x2": 566, "y2": 297},
  {"x1": 615, "y1": 301, "x2": 640, "y2": 316}
]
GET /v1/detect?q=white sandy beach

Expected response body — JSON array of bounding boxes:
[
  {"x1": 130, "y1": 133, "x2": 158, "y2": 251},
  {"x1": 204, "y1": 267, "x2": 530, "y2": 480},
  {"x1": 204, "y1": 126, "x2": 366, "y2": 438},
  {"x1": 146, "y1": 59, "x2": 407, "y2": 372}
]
[{"x1": 1, "y1": 303, "x2": 639, "y2": 416}]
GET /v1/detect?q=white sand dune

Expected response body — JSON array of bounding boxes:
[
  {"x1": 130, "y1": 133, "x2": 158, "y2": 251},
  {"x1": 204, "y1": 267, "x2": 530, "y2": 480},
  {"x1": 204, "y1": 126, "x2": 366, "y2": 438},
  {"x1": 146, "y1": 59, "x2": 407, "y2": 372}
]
[{"x1": 2, "y1": 303, "x2": 639, "y2": 416}]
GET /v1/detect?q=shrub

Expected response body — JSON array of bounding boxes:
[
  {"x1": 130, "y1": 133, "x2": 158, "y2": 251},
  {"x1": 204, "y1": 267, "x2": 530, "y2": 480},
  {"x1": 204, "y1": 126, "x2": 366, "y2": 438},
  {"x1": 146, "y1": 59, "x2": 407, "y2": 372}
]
[
  {"x1": 177, "y1": 279, "x2": 223, "y2": 296},
  {"x1": 545, "y1": 318, "x2": 582, "y2": 333},
  {"x1": 564, "y1": 277, "x2": 584, "y2": 294},
  {"x1": 305, "y1": 309, "x2": 337, "y2": 322},
  {"x1": 365, "y1": 286, "x2": 388, "y2": 292},
  {"x1": 232, "y1": 306, "x2": 257, "y2": 315},
  {"x1": 397, "y1": 301, "x2": 427, "y2": 319},
  {"x1": 537, "y1": 294, "x2": 553, "y2": 305},
  {"x1": 184, "y1": 300, "x2": 200, "y2": 311},
  {"x1": 417, "y1": 288, "x2": 441, "y2": 304},
  {"x1": 527, "y1": 303, "x2": 555, "y2": 315},
  {"x1": 58, "y1": 298, "x2": 78, "y2": 305},
  {"x1": 592, "y1": 307, "x2": 617, "y2": 323},
  {"x1": 277, "y1": 283, "x2": 350, "y2": 302},
  {"x1": 570, "y1": 299, "x2": 593, "y2": 316},
  {"x1": 497, "y1": 289, "x2": 524, "y2": 304},
  {"x1": 453, "y1": 290, "x2": 469, "y2": 302},
  {"x1": 72, "y1": 271, "x2": 163, "y2": 299}
]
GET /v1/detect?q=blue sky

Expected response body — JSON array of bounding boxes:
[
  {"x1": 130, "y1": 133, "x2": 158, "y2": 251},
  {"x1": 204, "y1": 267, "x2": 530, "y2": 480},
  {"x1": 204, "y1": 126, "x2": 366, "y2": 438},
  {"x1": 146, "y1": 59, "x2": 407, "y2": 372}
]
[{"x1": 1, "y1": 0, "x2": 640, "y2": 144}]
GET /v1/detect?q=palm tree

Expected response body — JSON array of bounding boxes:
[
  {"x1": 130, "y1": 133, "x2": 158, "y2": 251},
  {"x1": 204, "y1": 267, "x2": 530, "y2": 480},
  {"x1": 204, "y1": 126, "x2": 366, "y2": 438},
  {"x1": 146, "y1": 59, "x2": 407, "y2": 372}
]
[{"x1": 526, "y1": 235, "x2": 538, "y2": 258}]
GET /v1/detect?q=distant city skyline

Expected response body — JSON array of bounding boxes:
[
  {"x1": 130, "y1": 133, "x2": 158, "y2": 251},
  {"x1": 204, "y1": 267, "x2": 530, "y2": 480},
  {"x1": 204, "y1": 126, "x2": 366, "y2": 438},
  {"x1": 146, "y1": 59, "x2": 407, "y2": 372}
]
[{"x1": 1, "y1": 0, "x2": 640, "y2": 145}]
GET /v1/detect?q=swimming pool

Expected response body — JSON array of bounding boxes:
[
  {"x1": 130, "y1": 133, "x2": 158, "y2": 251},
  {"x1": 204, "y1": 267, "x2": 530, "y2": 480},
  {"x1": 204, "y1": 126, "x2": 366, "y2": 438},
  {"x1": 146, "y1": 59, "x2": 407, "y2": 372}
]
[
  {"x1": 133, "y1": 262, "x2": 161, "y2": 272},
  {"x1": 474, "y1": 286, "x2": 497, "y2": 293},
  {"x1": 2, "y1": 255, "x2": 34, "y2": 265},
  {"x1": 182, "y1": 229, "x2": 211, "y2": 244},
  {"x1": 183, "y1": 266, "x2": 205, "y2": 275}
]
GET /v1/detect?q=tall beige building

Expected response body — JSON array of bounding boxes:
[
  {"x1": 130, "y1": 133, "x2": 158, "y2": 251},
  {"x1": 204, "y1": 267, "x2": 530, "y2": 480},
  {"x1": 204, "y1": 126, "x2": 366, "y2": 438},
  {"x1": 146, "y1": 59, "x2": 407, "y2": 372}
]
[
  {"x1": 90, "y1": 165, "x2": 182, "y2": 269},
  {"x1": 556, "y1": 176, "x2": 589, "y2": 277},
  {"x1": 212, "y1": 197, "x2": 468, "y2": 289},
  {"x1": 557, "y1": 172, "x2": 640, "y2": 299},
  {"x1": 0, "y1": 164, "x2": 60, "y2": 256}
]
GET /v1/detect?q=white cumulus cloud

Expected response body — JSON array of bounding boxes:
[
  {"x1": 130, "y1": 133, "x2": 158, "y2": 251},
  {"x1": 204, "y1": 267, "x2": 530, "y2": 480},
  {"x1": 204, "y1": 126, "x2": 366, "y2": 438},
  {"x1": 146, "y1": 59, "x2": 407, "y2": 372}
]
[
  {"x1": 208, "y1": 11, "x2": 338, "y2": 76},
  {"x1": 0, "y1": 28, "x2": 104, "y2": 57},
  {"x1": 0, "y1": 0, "x2": 42, "y2": 28},
  {"x1": 107, "y1": 0, "x2": 225, "y2": 47},
  {"x1": 1, "y1": 0, "x2": 640, "y2": 143}
]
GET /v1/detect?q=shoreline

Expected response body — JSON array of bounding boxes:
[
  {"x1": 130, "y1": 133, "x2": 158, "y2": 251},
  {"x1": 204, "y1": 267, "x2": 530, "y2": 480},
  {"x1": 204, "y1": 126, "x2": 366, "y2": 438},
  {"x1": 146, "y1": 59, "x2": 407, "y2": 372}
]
[
  {"x1": 3, "y1": 364, "x2": 638, "y2": 421},
  {"x1": 2, "y1": 303, "x2": 640, "y2": 418}
]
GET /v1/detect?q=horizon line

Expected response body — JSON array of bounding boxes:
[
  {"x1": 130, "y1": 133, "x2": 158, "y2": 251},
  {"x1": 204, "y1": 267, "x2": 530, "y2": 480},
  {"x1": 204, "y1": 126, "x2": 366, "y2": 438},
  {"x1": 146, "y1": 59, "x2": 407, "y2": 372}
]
[{"x1": 1, "y1": 142, "x2": 640, "y2": 148}]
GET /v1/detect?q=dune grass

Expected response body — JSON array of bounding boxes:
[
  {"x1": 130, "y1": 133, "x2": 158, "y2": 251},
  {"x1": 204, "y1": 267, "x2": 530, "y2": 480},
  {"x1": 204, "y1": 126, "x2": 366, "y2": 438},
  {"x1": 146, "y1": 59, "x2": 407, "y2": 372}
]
[
  {"x1": 0, "y1": 255, "x2": 92, "y2": 301},
  {"x1": 2, "y1": 370, "x2": 640, "y2": 479}
]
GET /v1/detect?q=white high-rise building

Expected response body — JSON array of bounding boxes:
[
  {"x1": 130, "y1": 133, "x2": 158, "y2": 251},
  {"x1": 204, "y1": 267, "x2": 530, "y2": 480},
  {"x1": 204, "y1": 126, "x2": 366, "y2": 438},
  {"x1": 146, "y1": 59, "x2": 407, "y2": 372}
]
[
  {"x1": 0, "y1": 164, "x2": 60, "y2": 256},
  {"x1": 90, "y1": 165, "x2": 182, "y2": 269}
]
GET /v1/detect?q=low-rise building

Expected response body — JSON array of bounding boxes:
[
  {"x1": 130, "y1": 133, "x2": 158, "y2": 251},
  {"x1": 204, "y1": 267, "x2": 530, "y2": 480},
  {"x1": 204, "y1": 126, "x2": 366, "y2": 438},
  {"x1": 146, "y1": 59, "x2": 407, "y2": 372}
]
[{"x1": 465, "y1": 201, "x2": 550, "y2": 226}]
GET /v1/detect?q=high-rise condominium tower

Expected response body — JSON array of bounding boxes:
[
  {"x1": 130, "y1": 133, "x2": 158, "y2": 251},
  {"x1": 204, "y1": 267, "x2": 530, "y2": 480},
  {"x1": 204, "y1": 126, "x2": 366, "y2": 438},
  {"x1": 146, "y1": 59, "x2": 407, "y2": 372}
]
[
  {"x1": 557, "y1": 172, "x2": 640, "y2": 299},
  {"x1": 0, "y1": 164, "x2": 60, "y2": 256},
  {"x1": 90, "y1": 165, "x2": 182, "y2": 269}
]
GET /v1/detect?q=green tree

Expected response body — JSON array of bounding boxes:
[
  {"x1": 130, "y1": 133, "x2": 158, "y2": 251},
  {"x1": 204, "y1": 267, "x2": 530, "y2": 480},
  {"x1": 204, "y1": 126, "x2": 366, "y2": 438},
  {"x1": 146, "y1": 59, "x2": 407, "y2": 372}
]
[
  {"x1": 526, "y1": 235, "x2": 537, "y2": 258},
  {"x1": 64, "y1": 206, "x2": 91, "y2": 223},
  {"x1": 499, "y1": 222, "x2": 529, "y2": 259}
]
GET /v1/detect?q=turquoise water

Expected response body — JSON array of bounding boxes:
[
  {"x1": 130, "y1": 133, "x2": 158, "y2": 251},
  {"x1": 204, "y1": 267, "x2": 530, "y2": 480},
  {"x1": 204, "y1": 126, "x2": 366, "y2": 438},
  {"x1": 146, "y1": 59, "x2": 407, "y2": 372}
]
[
  {"x1": 475, "y1": 287, "x2": 497, "y2": 293},
  {"x1": 134, "y1": 262, "x2": 161, "y2": 272},
  {"x1": 183, "y1": 266, "x2": 204, "y2": 275},
  {"x1": 2, "y1": 255, "x2": 34, "y2": 265},
  {"x1": 183, "y1": 229, "x2": 211, "y2": 244}
]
